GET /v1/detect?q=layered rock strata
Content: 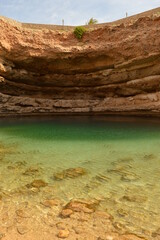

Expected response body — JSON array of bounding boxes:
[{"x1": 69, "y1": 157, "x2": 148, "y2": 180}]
[{"x1": 0, "y1": 8, "x2": 160, "y2": 116}]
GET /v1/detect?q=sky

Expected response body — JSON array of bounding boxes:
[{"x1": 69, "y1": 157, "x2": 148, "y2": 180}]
[{"x1": 0, "y1": 0, "x2": 160, "y2": 25}]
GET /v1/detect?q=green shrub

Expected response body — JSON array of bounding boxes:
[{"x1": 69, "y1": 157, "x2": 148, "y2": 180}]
[
  {"x1": 87, "y1": 18, "x2": 98, "y2": 25},
  {"x1": 74, "y1": 26, "x2": 86, "y2": 39}
]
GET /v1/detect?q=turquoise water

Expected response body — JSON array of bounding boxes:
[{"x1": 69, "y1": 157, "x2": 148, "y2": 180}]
[{"x1": 0, "y1": 116, "x2": 160, "y2": 238}]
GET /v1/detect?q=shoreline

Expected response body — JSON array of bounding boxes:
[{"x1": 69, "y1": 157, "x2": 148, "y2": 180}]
[{"x1": 0, "y1": 112, "x2": 160, "y2": 119}]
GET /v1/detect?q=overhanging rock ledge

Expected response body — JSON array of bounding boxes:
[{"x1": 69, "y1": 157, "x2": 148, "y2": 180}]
[{"x1": 0, "y1": 8, "x2": 160, "y2": 116}]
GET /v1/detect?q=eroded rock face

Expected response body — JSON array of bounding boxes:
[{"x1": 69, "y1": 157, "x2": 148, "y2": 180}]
[{"x1": 0, "y1": 9, "x2": 160, "y2": 116}]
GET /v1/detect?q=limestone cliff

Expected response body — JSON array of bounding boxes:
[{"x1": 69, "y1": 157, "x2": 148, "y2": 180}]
[{"x1": 0, "y1": 8, "x2": 160, "y2": 116}]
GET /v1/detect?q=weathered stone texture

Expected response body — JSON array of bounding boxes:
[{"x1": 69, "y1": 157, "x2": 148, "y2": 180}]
[{"x1": 0, "y1": 9, "x2": 160, "y2": 116}]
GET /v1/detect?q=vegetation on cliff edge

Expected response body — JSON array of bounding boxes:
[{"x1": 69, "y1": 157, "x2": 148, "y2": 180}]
[{"x1": 74, "y1": 26, "x2": 86, "y2": 39}]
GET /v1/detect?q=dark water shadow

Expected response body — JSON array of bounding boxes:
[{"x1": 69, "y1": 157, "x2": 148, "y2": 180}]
[{"x1": 0, "y1": 116, "x2": 160, "y2": 141}]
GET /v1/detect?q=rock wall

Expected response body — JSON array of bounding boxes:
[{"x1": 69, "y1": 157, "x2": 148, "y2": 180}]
[{"x1": 0, "y1": 9, "x2": 160, "y2": 116}]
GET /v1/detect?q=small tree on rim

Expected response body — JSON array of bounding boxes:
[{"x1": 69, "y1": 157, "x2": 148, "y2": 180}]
[{"x1": 87, "y1": 18, "x2": 98, "y2": 25}]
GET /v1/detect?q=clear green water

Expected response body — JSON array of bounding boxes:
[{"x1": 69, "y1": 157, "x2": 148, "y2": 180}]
[{"x1": 0, "y1": 116, "x2": 160, "y2": 238}]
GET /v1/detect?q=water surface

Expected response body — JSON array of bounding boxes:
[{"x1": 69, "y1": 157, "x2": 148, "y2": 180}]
[{"x1": 0, "y1": 116, "x2": 160, "y2": 238}]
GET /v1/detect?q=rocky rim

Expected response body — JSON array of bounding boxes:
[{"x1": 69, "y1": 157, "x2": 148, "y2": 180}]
[{"x1": 0, "y1": 7, "x2": 160, "y2": 117}]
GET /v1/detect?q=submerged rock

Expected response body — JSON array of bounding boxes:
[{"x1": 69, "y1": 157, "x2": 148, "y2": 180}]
[
  {"x1": 64, "y1": 199, "x2": 100, "y2": 213},
  {"x1": 23, "y1": 167, "x2": 40, "y2": 176},
  {"x1": 7, "y1": 161, "x2": 27, "y2": 170},
  {"x1": 53, "y1": 167, "x2": 87, "y2": 180},
  {"x1": 108, "y1": 163, "x2": 140, "y2": 182},
  {"x1": 117, "y1": 208, "x2": 129, "y2": 217},
  {"x1": 84, "y1": 172, "x2": 111, "y2": 192},
  {"x1": 121, "y1": 193, "x2": 148, "y2": 203},
  {"x1": 112, "y1": 221, "x2": 126, "y2": 234},
  {"x1": 0, "y1": 154, "x2": 4, "y2": 162},
  {"x1": 57, "y1": 229, "x2": 70, "y2": 238},
  {"x1": 143, "y1": 154, "x2": 156, "y2": 160},
  {"x1": 41, "y1": 199, "x2": 60, "y2": 208},
  {"x1": 152, "y1": 228, "x2": 160, "y2": 238},
  {"x1": 0, "y1": 233, "x2": 5, "y2": 239},
  {"x1": 121, "y1": 172, "x2": 140, "y2": 182},
  {"x1": 60, "y1": 209, "x2": 73, "y2": 218},
  {"x1": 108, "y1": 165, "x2": 132, "y2": 175},
  {"x1": 26, "y1": 179, "x2": 48, "y2": 188},
  {"x1": 94, "y1": 173, "x2": 110, "y2": 183},
  {"x1": 17, "y1": 226, "x2": 30, "y2": 235},
  {"x1": 0, "y1": 143, "x2": 17, "y2": 162},
  {"x1": 16, "y1": 209, "x2": 32, "y2": 218},
  {"x1": 112, "y1": 157, "x2": 134, "y2": 165}
]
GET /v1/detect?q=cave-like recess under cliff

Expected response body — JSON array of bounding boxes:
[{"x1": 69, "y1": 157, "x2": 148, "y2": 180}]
[{"x1": 0, "y1": 8, "x2": 160, "y2": 116}]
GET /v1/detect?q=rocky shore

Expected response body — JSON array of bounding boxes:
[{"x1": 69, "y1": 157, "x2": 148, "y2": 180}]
[{"x1": 0, "y1": 8, "x2": 160, "y2": 116}]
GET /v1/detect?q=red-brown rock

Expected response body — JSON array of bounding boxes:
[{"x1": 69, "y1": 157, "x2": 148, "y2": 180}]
[{"x1": 0, "y1": 8, "x2": 160, "y2": 116}]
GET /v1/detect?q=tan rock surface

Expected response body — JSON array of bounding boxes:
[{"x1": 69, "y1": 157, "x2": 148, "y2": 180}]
[
  {"x1": 0, "y1": 195, "x2": 148, "y2": 240},
  {"x1": 0, "y1": 8, "x2": 160, "y2": 116}
]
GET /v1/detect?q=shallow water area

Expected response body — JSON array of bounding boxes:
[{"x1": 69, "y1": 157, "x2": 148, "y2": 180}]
[{"x1": 0, "y1": 116, "x2": 160, "y2": 239}]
